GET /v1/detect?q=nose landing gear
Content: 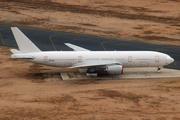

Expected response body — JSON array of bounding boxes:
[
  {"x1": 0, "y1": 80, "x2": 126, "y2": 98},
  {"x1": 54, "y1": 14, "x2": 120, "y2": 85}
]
[{"x1": 157, "y1": 67, "x2": 161, "y2": 73}]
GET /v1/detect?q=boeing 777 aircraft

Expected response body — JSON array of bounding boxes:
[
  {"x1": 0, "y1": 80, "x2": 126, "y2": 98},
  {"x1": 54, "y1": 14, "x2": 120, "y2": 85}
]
[{"x1": 10, "y1": 27, "x2": 174, "y2": 76}]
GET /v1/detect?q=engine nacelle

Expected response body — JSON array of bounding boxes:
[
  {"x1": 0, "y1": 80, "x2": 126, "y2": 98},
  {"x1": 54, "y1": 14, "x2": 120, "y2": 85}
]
[{"x1": 106, "y1": 65, "x2": 123, "y2": 75}]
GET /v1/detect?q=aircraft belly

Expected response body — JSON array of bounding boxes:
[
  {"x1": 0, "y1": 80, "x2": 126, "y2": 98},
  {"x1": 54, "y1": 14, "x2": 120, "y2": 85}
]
[{"x1": 56, "y1": 59, "x2": 77, "y2": 67}]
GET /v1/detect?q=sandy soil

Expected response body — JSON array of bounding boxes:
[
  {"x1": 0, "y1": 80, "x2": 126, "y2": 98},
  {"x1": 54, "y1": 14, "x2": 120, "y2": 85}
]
[
  {"x1": 1, "y1": 44, "x2": 180, "y2": 119},
  {"x1": 1, "y1": 0, "x2": 180, "y2": 119},
  {"x1": 0, "y1": 0, "x2": 180, "y2": 45}
]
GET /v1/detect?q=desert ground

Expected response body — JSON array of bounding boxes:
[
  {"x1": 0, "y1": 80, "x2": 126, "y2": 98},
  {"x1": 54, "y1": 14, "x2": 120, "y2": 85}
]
[
  {"x1": 1, "y1": 46, "x2": 180, "y2": 119},
  {"x1": 0, "y1": 0, "x2": 180, "y2": 45},
  {"x1": 1, "y1": 0, "x2": 180, "y2": 119}
]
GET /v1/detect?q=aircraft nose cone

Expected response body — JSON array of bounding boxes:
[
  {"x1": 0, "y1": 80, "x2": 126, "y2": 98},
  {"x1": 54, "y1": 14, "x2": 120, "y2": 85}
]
[
  {"x1": 166, "y1": 56, "x2": 174, "y2": 64},
  {"x1": 171, "y1": 58, "x2": 174, "y2": 63}
]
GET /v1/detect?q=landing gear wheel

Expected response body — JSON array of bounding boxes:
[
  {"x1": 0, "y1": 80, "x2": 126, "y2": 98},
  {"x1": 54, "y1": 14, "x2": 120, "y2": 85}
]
[
  {"x1": 86, "y1": 73, "x2": 98, "y2": 77},
  {"x1": 157, "y1": 68, "x2": 161, "y2": 73}
]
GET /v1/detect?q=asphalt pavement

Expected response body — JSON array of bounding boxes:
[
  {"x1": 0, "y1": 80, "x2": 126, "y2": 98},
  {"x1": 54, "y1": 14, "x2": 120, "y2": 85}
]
[{"x1": 0, "y1": 23, "x2": 179, "y2": 70}]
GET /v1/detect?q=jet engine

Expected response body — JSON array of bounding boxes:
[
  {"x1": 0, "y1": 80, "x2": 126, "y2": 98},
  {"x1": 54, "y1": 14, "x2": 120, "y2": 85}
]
[{"x1": 106, "y1": 65, "x2": 123, "y2": 75}]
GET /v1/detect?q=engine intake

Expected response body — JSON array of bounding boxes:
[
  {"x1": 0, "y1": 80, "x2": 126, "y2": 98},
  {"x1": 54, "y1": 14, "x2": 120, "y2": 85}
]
[{"x1": 106, "y1": 65, "x2": 123, "y2": 75}]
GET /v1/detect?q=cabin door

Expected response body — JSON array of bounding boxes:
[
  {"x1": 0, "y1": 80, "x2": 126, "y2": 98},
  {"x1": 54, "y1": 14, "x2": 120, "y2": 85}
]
[
  {"x1": 43, "y1": 56, "x2": 48, "y2": 63},
  {"x1": 155, "y1": 56, "x2": 159, "y2": 62},
  {"x1": 78, "y1": 56, "x2": 82, "y2": 62},
  {"x1": 128, "y1": 56, "x2": 133, "y2": 62}
]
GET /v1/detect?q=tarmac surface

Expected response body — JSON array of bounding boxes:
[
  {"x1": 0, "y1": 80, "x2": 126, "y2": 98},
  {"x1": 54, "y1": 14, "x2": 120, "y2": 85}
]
[
  {"x1": 39, "y1": 67, "x2": 180, "y2": 81},
  {"x1": 59, "y1": 67, "x2": 180, "y2": 80},
  {"x1": 0, "y1": 23, "x2": 180, "y2": 70}
]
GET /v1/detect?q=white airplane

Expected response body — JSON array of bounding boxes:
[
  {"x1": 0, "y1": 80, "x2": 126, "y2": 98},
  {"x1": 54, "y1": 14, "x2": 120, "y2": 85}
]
[{"x1": 10, "y1": 27, "x2": 174, "y2": 76}]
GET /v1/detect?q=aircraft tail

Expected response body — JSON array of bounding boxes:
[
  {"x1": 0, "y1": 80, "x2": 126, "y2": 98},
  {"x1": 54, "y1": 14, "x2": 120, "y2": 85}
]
[{"x1": 11, "y1": 27, "x2": 41, "y2": 53}]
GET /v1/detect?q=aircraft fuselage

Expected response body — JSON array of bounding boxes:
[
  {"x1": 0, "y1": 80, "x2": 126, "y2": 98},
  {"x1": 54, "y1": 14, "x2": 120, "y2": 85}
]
[{"x1": 11, "y1": 51, "x2": 173, "y2": 68}]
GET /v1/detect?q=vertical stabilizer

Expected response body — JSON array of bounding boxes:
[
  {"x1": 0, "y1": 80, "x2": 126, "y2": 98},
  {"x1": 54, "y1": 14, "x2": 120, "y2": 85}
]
[{"x1": 11, "y1": 27, "x2": 41, "y2": 53}]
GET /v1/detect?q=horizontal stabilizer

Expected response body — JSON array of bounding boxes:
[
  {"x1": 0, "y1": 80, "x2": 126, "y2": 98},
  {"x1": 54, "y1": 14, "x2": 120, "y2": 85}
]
[
  {"x1": 11, "y1": 54, "x2": 35, "y2": 59},
  {"x1": 10, "y1": 49, "x2": 21, "y2": 54},
  {"x1": 65, "y1": 43, "x2": 91, "y2": 51}
]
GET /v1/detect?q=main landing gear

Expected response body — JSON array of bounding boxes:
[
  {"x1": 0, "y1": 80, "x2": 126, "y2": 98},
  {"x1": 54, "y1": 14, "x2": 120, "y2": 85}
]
[
  {"x1": 157, "y1": 67, "x2": 161, "y2": 73},
  {"x1": 86, "y1": 67, "x2": 98, "y2": 77}
]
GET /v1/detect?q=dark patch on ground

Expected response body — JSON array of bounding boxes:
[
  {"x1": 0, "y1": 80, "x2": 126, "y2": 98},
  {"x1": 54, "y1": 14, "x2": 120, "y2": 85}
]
[
  {"x1": 80, "y1": 23, "x2": 97, "y2": 27},
  {"x1": 97, "y1": 89, "x2": 150, "y2": 104},
  {"x1": 80, "y1": 89, "x2": 151, "y2": 105},
  {"x1": 143, "y1": 30, "x2": 154, "y2": 34},
  {"x1": 104, "y1": 5, "x2": 167, "y2": 13},
  {"x1": 29, "y1": 64, "x2": 46, "y2": 72},
  {"x1": 11, "y1": 20, "x2": 42, "y2": 26},
  {"x1": 26, "y1": 73, "x2": 44, "y2": 82},
  {"x1": 133, "y1": 35, "x2": 180, "y2": 42},
  {"x1": 171, "y1": 24, "x2": 180, "y2": 27},
  {"x1": 88, "y1": 97, "x2": 106, "y2": 100},
  {"x1": 31, "y1": 94, "x2": 77, "y2": 104},
  {"x1": 2, "y1": 108, "x2": 51, "y2": 120},
  {"x1": 133, "y1": 26, "x2": 144, "y2": 29}
]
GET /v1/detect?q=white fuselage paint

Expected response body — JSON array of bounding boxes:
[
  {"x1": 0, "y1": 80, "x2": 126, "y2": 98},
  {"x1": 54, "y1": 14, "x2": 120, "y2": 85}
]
[{"x1": 12, "y1": 51, "x2": 174, "y2": 68}]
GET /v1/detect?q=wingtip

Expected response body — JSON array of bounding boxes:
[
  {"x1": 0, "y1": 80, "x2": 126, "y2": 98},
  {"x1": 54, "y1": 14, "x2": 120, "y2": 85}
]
[
  {"x1": 11, "y1": 27, "x2": 18, "y2": 30},
  {"x1": 11, "y1": 27, "x2": 17, "y2": 28},
  {"x1": 64, "y1": 43, "x2": 70, "y2": 45}
]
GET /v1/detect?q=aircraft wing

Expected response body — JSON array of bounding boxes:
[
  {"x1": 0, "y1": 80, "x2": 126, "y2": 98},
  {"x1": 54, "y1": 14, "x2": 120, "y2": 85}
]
[
  {"x1": 69, "y1": 61, "x2": 121, "y2": 68},
  {"x1": 65, "y1": 43, "x2": 91, "y2": 51}
]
